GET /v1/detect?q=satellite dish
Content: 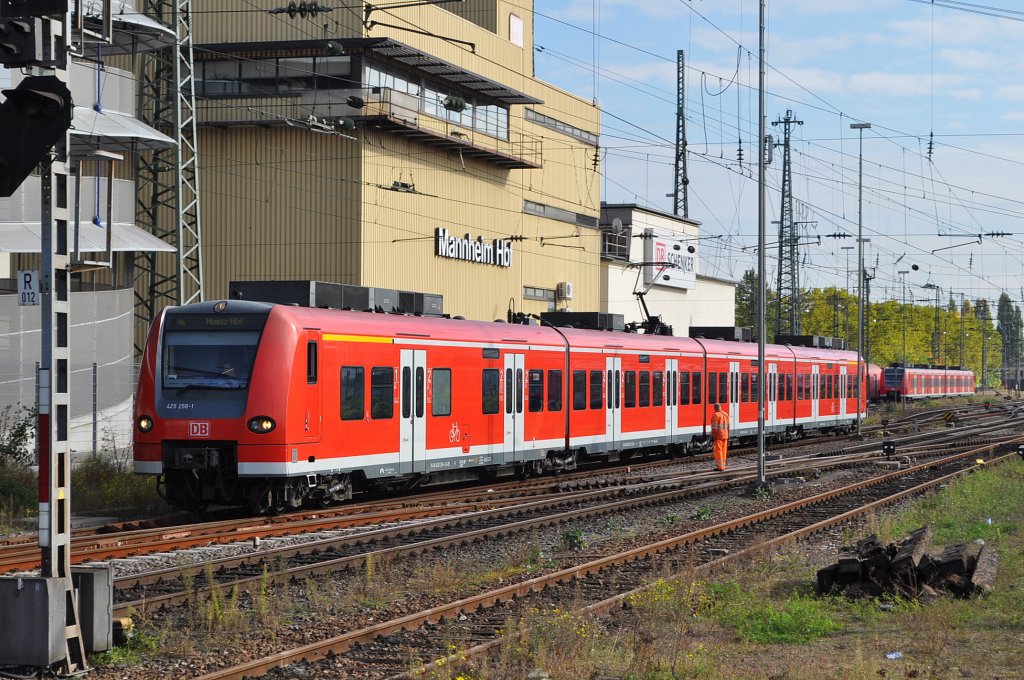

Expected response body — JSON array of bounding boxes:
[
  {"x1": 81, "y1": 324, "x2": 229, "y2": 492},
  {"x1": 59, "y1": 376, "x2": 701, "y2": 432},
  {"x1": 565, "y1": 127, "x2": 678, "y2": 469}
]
[{"x1": 611, "y1": 217, "x2": 624, "y2": 234}]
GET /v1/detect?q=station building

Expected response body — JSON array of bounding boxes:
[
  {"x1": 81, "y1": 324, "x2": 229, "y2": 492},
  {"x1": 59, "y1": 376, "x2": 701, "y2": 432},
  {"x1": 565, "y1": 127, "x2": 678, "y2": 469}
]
[{"x1": 193, "y1": 0, "x2": 603, "y2": 322}]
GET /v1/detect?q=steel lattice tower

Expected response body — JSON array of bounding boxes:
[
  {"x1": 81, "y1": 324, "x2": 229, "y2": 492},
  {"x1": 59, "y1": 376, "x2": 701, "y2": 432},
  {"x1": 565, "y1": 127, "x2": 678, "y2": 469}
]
[
  {"x1": 673, "y1": 50, "x2": 688, "y2": 218},
  {"x1": 135, "y1": 0, "x2": 204, "y2": 353},
  {"x1": 772, "y1": 109, "x2": 802, "y2": 336}
]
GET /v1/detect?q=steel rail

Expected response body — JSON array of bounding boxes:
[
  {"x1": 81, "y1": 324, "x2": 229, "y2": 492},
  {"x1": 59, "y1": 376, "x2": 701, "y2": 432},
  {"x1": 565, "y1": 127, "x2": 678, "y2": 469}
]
[{"x1": 191, "y1": 436, "x2": 1024, "y2": 680}]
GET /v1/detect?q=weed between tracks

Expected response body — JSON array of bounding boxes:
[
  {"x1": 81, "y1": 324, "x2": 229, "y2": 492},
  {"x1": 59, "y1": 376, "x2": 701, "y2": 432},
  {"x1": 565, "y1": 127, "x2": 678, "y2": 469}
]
[{"x1": 443, "y1": 460, "x2": 1024, "y2": 680}]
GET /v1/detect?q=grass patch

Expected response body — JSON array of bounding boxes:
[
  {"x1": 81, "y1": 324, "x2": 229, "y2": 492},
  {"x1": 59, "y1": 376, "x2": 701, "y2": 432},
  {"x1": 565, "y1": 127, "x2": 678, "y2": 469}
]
[
  {"x1": 453, "y1": 458, "x2": 1024, "y2": 680},
  {"x1": 90, "y1": 630, "x2": 159, "y2": 667}
]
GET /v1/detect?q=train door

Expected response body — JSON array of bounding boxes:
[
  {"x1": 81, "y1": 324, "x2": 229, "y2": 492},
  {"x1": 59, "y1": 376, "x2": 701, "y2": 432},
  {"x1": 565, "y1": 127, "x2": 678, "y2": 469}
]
[
  {"x1": 605, "y1": 356, "x2": 622, "y2": 448},
  {"x1": 665, "y1": 359, "x2": 678, "y2": 440},
  {"x1": 400, "y1": 349, "x2": 426, "y2": 474},
  {"x1": 302, "y1": 333, "x2": 322, "y2": 442},
  {"x1": 839, "y1": 366, "x2": 848, "y2": 418},
  {"x1": 811, "y1": 364, "x2": 820, "y2": 420},
  {"x1": 767, "y1": 362, "x2": 778, "y2": 427},
  {"x1": 503, "y1": 353, "x2": 525, "y2": 461},
  {"x1": 729, "y1": 361, "x2": 740, "y2": 431}
]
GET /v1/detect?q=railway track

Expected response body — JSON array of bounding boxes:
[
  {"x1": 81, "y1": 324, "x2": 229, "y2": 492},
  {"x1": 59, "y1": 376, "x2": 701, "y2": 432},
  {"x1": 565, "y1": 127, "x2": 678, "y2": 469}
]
[
  {"x1": 192, "y1": 437, "x2": 1024, "y2": 680},
  {"x1": 115, "y1": 425, "x2": 1021, "y2": 619},
  {"x1": 1, "y1": 406, "x2": 1014, "y2": 576}
]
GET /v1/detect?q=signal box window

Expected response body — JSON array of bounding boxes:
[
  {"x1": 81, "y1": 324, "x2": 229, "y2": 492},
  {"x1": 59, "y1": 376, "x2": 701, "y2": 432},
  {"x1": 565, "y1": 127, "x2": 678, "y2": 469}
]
[
  {"x1": 482, "y1": 369, "x2": 500, "y2": 414},
  {"x1": 653, "y1": 371, "x2": 663, "y2": 407},
  {"x1": 528, "y1": 369, "x2": 544, "y2": 412},
  {"x1": 341, "y1": 366, "x2": 364, "y2": 420},
  {"x1": 370, "y1": 367, "x2": 393, "y2": 419},
  {"x1": 548, "y1": 369, "x2": 563, "y2": 411},
  {"x1": 432, "y1": 368, "x2": 452, "y2": 416},
  {"x1": 624, "y1": 371, "x2": 637, "y2": 408},
  {"x1": 573, "y1": 370, "x2": 586, "y2": 410},
  {"x1": 590, "y1": 370, "x2": 603, "y2": 409}
]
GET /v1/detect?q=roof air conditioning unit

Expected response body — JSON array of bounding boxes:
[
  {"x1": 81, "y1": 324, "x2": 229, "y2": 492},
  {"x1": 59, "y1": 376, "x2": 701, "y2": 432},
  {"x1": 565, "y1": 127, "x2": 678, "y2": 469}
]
[{"x1": 556, "y1": 281, "x2": 574, "y2": 300}]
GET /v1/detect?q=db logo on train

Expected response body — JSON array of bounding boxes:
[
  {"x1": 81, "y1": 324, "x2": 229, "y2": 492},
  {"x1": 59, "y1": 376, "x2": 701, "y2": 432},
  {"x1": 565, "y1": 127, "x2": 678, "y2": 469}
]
[{"x1": 188, "y1": 421, "x2": 211, "y2": 438}]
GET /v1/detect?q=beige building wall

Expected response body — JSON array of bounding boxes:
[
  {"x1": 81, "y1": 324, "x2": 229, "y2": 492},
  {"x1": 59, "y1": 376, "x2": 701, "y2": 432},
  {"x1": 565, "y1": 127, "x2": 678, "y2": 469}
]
[{"x1": 192, "y1": 0, "x2": 601, "y2": 321}]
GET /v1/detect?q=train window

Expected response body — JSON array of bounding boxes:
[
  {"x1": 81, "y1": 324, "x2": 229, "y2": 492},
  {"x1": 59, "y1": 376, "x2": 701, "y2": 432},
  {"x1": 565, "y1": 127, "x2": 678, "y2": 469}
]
[
  {"x1": 667, "y1": 371, "x2": 675, "y2": 406},
  {"x1": 590, "y1": 370, "x2": 603, "y2": 409},
  {"x1": 528, "y1": 369, "x2": 544, "y2": 412},
  {"x1": 548, "y1": 370, "x2": 563, "y2": 411},
  {"x1": 432, "y1": 368, "x2": 451, "y2": 416},
  {"x1": 307, "y1": 341, "x2": 318, "y2": 384},
  {"x1": 505, "y1": 369, "x2": 513, "y2": 414},
  {"x1": 653, "y1": 371, "x2": 663, "y2": 407},
  {"x1": 741, "y1": 373, "x2": 750, "y2": 402},
  {"x1": 751, "y1": 372, "x2": 759, "y2": 403},
  {"x1": 679, "y1": 371, "x2": 690, "y2": 405},
  {"x1": 692, "y1": 371, "x2": 702, "y2": 404},
  {"x1": 624, "y1": 371, "x2": 637, "y2": 408},
  {"x1": 708, "y1": 372, "x2": 717, "y2": 404},
  {"x1": 639, "y1": 371, "x2": 650, "y2": 407},
  {"x1": 482, "y1": 369, "x2": 500, "y2": 414},
  {"x1": 370, "y1": 367, "x2": 393, "y2": 419},
  {"x1": 341, "y1": 366, "x2": 365, "y2": 420},
  {"x1": 516, "y1": 368, "x2": 523, "y2": 414},
  {"x1": 615, "y1": 370, "x2": 621, "y2": 408},
  {"x1": 416, "y1": 367, "x2": 425, "y2": 418},
  {"x1": 573, "y1": 370, "x2": 587, "y2": 410},
  {"x1": 786, "y1": 374, "x2": 793, "y2": 401},
  {"x1": 402, "y1": 367, "x2": 411, "y2": 418},
  {"x1": 719, "y1": 373, "x2": 728, "y2": 404}
]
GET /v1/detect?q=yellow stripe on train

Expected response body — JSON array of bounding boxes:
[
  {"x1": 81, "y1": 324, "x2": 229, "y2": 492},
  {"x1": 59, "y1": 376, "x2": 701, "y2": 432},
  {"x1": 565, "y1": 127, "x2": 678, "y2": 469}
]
[{"x1": 322, "y1": 334, "x2": 394, "y2": 344}]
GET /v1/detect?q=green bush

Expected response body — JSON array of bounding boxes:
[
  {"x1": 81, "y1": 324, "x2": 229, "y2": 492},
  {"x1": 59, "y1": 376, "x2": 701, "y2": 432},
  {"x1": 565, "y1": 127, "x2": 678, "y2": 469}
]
[{"x1": 71, "y1": 454, "x2": 168, "y2": 517}]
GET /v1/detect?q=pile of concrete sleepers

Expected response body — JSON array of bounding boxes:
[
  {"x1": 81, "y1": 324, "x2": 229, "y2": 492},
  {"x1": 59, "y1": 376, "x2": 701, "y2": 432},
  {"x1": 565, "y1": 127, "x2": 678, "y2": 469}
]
[{"x1": 817, "y1": 526, "x2": 999, "y2": 599}]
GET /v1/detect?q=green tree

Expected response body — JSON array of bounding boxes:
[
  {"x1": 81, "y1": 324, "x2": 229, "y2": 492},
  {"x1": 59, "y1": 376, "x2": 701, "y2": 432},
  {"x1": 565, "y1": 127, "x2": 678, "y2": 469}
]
[{"x1": 734, "y1": 268, "x2": 777, "y2": 340}]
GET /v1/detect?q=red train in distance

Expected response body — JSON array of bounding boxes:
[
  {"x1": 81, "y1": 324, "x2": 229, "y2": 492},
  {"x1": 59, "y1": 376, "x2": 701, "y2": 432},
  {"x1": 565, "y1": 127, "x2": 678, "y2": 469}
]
[
  {"x1": 133, "y1": 301, "x2": 867, "y2": 513},
  {"x1": 877, "y1": 364, "x2": 976, "y2": 401}
]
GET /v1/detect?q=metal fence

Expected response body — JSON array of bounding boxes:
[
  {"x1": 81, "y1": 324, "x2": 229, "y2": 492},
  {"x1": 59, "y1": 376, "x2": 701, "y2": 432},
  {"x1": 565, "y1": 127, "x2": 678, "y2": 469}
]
[{"x1": 0, "y1": 288, "x2": 135, "y2": 459}]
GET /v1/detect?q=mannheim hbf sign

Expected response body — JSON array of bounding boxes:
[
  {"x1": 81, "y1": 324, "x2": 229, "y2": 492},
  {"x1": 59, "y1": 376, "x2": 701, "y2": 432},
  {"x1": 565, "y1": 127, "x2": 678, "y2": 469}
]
[{"x1": 435, "y1": 228, "x2": 513, "y2": 268}]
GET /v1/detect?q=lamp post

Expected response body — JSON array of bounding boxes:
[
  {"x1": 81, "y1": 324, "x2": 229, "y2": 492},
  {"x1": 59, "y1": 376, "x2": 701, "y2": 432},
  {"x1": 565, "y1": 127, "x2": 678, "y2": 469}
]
[
  {"x1": 851, "y1": 122, "x2": 870, "y2": 435},
  {"x1": 841, "y1": 245, "x2": 854, "y2": 345},
  {"x1": 898, "y1": 269, "x2": 909, "y2": 364}
]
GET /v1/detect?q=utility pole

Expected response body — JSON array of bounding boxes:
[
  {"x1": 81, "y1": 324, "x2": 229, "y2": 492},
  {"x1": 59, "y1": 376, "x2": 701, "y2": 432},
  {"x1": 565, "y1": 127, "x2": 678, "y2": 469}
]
[
  {"x1": 136, "y1": 0, "x2": 204, "y2": 354},
  {"x1": 851, "y1": 121, "x2": 870, "y2": 436},
  {"x1": 0, "y1": 2, "x2": 85, "y2": 673},
  {"x1": 673, "y1": 49, "x2": 688, "y2": 218},
  {"x1": 772, "y1": 110, "x2": 803, "y2": 336},
  {"x1": 959, "y1": 292, "x2": 966, "y2": 368}
]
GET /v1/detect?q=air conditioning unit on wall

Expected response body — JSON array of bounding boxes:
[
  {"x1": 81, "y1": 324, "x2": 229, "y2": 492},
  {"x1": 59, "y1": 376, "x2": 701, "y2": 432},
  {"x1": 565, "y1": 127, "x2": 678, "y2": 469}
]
[{"x1": 556, "y1": 281, "x2": 574, "y2": 300}]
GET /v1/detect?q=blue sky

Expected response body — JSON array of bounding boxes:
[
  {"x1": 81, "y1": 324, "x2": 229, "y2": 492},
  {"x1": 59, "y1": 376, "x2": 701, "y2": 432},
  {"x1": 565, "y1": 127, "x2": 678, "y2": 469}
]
[{"x1": 534, "y1": 0, "x2": 1024, "y2": 312}]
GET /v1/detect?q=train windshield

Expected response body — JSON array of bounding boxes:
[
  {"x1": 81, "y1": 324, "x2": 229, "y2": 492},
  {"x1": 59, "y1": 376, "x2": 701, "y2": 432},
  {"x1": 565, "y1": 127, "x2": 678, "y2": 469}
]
[
  {"x1": 162, "y1": 330, "x2": 260, "y2": 390},
  {"x1": 883, "y1": 367, "x2": 903, "y2": 386}
]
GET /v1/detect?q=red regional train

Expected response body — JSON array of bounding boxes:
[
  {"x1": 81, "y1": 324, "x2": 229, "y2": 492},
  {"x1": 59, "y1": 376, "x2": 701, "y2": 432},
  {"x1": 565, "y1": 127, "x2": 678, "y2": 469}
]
[
  {"x1": 877, "y1": 364, "x2": 975, "y2": 401},
  {"x1": 133, "y1": 301, "x2": 867, "y2": 513}
]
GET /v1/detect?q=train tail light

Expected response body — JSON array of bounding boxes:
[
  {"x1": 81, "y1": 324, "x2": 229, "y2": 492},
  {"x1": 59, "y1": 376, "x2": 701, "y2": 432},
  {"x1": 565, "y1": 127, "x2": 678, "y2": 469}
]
[
  {"x1": 247, "y1": 416, "x2": 276, "y2": 434},
  {"x1": 137, "y1": 415, "x2": 154, "y2": 432}
]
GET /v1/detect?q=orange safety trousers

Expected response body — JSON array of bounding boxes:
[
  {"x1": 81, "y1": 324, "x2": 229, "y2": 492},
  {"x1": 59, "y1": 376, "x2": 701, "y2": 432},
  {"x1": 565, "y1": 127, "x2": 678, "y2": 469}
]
[{"x1": 713, "y1": 433, "x2": 729, "y2": 471}]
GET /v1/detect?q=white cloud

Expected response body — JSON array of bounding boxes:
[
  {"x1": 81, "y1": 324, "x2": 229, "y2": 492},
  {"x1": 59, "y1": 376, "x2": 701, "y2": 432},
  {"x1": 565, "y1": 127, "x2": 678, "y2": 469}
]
[
  {"x1": 936, "y1": 48, "x2": 1002, "y2": 71},
  {"x1": 995, "y1": 85, "x2": 1024, "y2": 101}
]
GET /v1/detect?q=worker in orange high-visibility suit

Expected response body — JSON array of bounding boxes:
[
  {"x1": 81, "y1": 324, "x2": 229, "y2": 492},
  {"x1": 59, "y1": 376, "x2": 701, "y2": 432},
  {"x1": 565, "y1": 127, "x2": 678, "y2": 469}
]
[{"x1": 710, "y1": 403, "x2": 729, "y2": 471}]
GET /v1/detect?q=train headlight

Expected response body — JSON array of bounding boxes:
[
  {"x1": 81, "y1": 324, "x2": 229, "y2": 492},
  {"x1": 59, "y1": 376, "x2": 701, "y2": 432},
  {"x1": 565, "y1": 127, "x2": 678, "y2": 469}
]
[
  {"x1": 247, "y1": 416, "x2": 276, "y2": 434},
  {"x1": 137, "y1": 415, "x2": 154, "y2": 433}
]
